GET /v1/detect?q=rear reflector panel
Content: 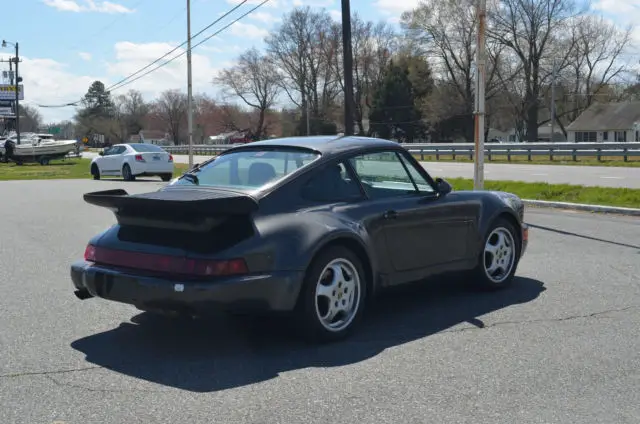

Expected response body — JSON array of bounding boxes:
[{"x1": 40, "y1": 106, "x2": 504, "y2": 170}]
[{"x1": 84, "y1": 244, "x2": 248, "y2": 277}]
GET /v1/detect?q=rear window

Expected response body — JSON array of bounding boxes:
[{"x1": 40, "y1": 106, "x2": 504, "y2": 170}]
[
  {"x1": 173, "y1": 148, "x2": 320, "y2": 190},
  {"x1": 129, "y1": 143, "x2": 165, "y2": 153}
]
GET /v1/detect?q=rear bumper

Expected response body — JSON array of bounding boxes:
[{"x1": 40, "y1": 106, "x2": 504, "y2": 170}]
[
  {"x1": 70, "y1": 261, "x2": 304, "y2": 314},
  {"x1": 521, "y1": 223, "x2": 529, "y2": 257}
]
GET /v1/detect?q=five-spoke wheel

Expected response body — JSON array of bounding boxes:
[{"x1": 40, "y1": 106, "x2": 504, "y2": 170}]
[
  {"x1": 471, "y1": 217, "x2": 521, "y2": 290},
  {"x1": 296, "y1": 246, "x2": 367, "y2": 342},
  {"x1": 314, "y1": 258, "x2": 362, "y2": 333}
]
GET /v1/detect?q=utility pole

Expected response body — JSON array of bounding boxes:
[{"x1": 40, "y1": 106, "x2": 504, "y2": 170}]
[
  {"x1": 186, "y1": 0, "x2": 194, "y2": 168},
  {"x1": 306, "y1": 97, "x2": 310, "y2": 136},
  {"x1": 550, "y1": 57, "x2": 556, "y2": 143},
  {"x1": 473, "y1": 0, "x2": 486, "y2": 190},
  {"x1": 2, "y1": 40, "x2": 21, "y2": 145},
  {"x1": 341, "y1": 0, "x2": 355, "y2": 136}
]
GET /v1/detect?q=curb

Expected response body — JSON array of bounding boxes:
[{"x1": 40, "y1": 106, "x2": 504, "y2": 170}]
[{"x1": 523, "y1": 199, "x2": 640, "y2": 217}]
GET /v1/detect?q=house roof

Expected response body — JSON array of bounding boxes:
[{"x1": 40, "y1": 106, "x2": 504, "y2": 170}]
[{"x1": 567, "y1": 101, "x2": 640, "y2": 131}]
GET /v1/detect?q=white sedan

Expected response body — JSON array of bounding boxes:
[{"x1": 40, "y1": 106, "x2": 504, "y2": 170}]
[{"x1": 90, "y1": 143, "x2": 174, "y2": 182}]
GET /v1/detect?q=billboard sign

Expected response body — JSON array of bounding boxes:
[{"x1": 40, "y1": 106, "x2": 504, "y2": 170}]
[
  {"x1": 0, "y1": 107, "x2": 12, "y2": 115},
  {"x1": 0, "y1": 84, "x2": 24, "y2": 101}
]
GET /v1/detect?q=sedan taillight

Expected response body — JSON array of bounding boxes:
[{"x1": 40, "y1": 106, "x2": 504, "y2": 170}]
[
  {"x1": 135, "y1": 154, "x2": 145, "y2": 162},
  {"x1": 168, "y1": 154, "x2": 174, "y2": 162}
]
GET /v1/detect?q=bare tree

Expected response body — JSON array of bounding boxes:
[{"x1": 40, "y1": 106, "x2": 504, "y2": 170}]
[
  {"x1": 214, "y1": 48, "x2": 280, "y2": 139},
  {"x1": 488, "y1": 0, "x2": 582, "y2": 142},
  {"x1": 153, "y1": 89, "x2": 187, "y2": 144},
  {"x1": 327, "y1": 14, "x2": 398, "y2": 134},
  {"x1": 265, "y1": 7, "x2": 340, "y2": 133},
  {"x1": 401, "y1": 0, "x2": 512, "y2": 141},
  {"x1": 18, "y1": 105, "x2": 43, "y2": 132},
  {"x1": 556, "y1": 15, "x2": 634, "y2": 133}
]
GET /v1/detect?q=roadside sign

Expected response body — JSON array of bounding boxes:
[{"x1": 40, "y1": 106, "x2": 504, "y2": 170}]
[
  {"x1": 48, "y1": 126, "x2": 61, "y2": 134},
  {"x1": 0, "y1": 107, "x2": 12, "y2": 115},
  {"x1": 82, "y1": 137, "x2": 89, "y2": 144},
  {"x1": 0, "y1": 84, "x2": 24, "y2": 101}
]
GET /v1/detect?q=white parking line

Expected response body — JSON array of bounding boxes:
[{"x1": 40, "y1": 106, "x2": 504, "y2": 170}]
[
  {"x1": 600, "y1": 176, "x2": 624, "y2": 179},
  {"x1": 531, "y1": 173, "x2": 548, "y2": 176}
]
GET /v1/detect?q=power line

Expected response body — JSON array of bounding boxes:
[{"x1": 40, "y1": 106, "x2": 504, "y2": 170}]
[{"x1": 37, "y1": 0, "x2": 252, "y2": 108}]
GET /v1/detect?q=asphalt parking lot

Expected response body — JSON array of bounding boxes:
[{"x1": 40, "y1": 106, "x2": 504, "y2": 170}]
[{"x1": 1, "y1": 179, "x2": 639, "y2": 424}]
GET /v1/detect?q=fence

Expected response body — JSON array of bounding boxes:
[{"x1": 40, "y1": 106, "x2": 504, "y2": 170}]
[{"x1": 163, "y1": 142, "x2": 640, "y2": 162}]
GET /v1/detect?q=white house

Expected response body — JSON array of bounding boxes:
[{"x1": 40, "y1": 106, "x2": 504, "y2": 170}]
[{"x1": 566, "y1": 101, "x2": 640, "y2": 143}]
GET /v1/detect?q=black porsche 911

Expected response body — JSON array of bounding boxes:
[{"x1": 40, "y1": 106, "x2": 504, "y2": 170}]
[{"x1": 71, "y1": 135, "x2": 529, "y2": 342}]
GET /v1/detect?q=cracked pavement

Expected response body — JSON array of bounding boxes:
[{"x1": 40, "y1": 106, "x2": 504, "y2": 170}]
[{"x1": 1, "y1": 179, "x2": 639, "y2": 424}]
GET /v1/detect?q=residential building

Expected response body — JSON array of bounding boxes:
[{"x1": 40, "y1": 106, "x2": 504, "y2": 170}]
[{"x1": 566, "y1": 101, "x2": 640, "y2": 142}]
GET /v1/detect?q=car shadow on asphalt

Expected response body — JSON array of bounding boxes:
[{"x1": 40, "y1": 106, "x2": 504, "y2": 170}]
[{"x1": 70, "y1": 276, "x2": 545, "y2": 393}]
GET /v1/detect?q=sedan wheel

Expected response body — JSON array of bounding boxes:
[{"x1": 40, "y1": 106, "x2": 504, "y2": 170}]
[
  {"x1": 296, "y1": 246, "x2": 367, "y2": 342},
  {"x1": 471, "y1": 218, "x2": 520, "y2": 290}
]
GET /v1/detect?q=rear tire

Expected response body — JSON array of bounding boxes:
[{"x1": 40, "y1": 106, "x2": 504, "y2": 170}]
[
  {"x1": 294, "y1": 246, "x2": 367, "y2": 343},
  {"x1": 470, "y1": 217, "x2": 521, "y2": 290},
  {"x1": 91, "y1": 164, "x2": 100, "y2": 180},
  {"x1": 161, "y1": 173, "x2": 172, "y2": 182},
  {"x1": 122, "y1": 164, "x2": 135, "y2": 181}
]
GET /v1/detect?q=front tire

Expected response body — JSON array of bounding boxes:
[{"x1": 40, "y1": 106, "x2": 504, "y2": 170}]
[
  {"x1": 295, "y1": 246, "x2": 367, "y2": 343},
  {"x1": 471, "y1": 217, "x2": 520, "y2": 290}
]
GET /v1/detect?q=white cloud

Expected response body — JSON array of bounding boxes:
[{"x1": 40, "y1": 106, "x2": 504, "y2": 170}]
[
  {"x1": 229, "y1": 22, "x2": 270, "y2": 39},
  {"x1": 5, "y1": 56, "x2": 101, "y2": 122},
  {"x1": 9, "y1": 40, "x2": 225, "y2": 123},
  {"x1": 42, "y1": 0, "x2": 135, "y2": 13},
  {"x1": 249, "y1": 11, "x2": 280, "y2": 23},
  {"x1": 104, "y1": 41, "x2": 223, "y2": 103},
  {"x1": 329, "y1": 9, "x2": 341, "y2": 21},
  {"x1": 591, "y1": 0, "x2": 640, "y2": 53},
  {"x1": 373, "y1": 0, "x2": 420, "y2": 17},
  {"x1": 78, "y1": 52, "x2": 92, "y2": 61}
]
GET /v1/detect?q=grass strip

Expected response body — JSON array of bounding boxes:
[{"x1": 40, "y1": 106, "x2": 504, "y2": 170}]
[{"x1": 446, "y1": 178, "x2": 640, "y2": 209}]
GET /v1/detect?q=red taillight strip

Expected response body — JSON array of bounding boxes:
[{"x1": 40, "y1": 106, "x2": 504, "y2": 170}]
[{"x1": 84, "y1": 244, "x2": 247, "y2": 277}]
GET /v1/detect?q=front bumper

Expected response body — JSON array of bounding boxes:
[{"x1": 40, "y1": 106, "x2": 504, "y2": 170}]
[{"x1": 70, "y1": 261, "x2": 304, "y2": 314}]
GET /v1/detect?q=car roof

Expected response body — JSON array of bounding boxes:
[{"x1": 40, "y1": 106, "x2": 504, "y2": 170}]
[{"x1": 226, "y1": 135, "x2": 402, "y2": 156}]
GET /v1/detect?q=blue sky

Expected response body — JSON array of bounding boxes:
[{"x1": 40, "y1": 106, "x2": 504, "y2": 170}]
[{"x1": 0, "y1": 0, "x2": 637, "y2": 124}]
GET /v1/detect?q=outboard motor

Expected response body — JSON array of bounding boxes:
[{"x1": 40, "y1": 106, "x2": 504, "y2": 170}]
[{"x1": 3, "y1": 139, "x2": 15, "y2": 162}]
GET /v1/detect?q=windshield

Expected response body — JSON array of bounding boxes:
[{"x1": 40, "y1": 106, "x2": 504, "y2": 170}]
[
  {"x1": 174, "y1": 148, "x2": 320, "y2": 190},
  {"x1": 129, "y1": 143, "x2": 165, "y2": 152}
]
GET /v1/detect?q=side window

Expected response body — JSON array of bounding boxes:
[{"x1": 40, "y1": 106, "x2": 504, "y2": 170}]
[
  {"x1": 348, "y1": 151, "x2": 419, "y2": 199},
  {"x1": 102, "y1": 147, "x2": 114, "y2": 156},
  {"x1": 396, "y1": 152, "x2": 435, "y2": 194},
  {"x1": 301, "y1": 162, "x2": 363, "y2": 202}
]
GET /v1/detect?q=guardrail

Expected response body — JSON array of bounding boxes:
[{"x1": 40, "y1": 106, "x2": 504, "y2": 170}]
[{"x1": 163, "y1": 142, "x2": 640, "y2": 162}]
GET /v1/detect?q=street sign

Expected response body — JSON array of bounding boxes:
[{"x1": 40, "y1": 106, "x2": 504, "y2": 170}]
[
  {"x1": 0, "y1": 84, "x2": 24, "y2": 101},
  {"x1": 48, "y1": 126, "x2": 61, "y2": 134}
]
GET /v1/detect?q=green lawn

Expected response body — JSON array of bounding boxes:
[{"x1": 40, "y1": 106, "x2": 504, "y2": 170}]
[
  {"x1": 412, "y1": 154, "x2": 640, "y2": 167},
  {"x1": 0, "y1": 158, "x2": 189, "y2": 181},
  {"x1": 1, "y1": 158, "x2": 638, "y2": 209}
]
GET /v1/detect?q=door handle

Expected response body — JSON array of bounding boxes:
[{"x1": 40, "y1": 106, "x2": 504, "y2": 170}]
[{"x1": 383, "y1": 210, "x2": 398, "y2": 219}]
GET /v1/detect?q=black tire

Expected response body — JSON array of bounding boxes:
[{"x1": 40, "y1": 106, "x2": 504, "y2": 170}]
[
  {"x1": 91, "y1": 164, "x2": 100, "y2": 180},
  {"x1": 122, "y1": 164, "x2": 135, "y2": 181},
  {"x1": 294, "y1": 245, "x2": 368, "y2": 343},
  {"x1": 161, "y1": 173, "x2": 172, "y2": 182},
  {"x1": 470, "y1": 217, "x2": 521, "y2": 290}
]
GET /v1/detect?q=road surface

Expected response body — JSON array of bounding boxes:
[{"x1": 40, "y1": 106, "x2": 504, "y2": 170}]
[
  {"x1": 1, "y1": 179, "x2": 639, "y2": 424},
  {"x1": 82, "y1": 151, "x2": 640, "y2": 188}
]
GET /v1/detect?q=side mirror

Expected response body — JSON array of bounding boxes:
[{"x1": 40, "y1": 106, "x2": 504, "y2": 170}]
[{"x1": 435, "y1": 177, "x2": 452, "y2": 195}]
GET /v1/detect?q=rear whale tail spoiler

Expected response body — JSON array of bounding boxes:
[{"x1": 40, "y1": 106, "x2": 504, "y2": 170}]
[{"x1": 83, "y1": 188, "x2": 259, "y2": 231}]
